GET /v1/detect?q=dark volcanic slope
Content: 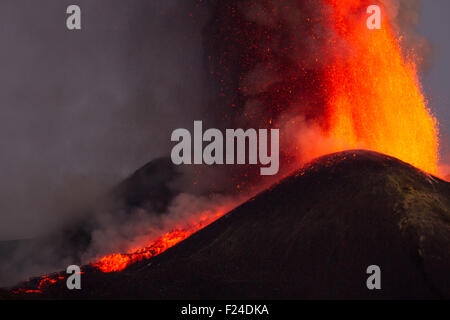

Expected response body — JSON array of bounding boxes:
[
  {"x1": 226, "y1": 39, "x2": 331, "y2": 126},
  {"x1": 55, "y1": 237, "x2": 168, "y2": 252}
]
[{"x1": 9, "y1": 150, "x2": 450, "y2": 299}]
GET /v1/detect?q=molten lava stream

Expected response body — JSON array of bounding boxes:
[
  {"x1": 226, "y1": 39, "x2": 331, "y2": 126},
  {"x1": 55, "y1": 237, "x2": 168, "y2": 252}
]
[{"x1": 93, "y1": 210, "x2": 226, "y2": 273}]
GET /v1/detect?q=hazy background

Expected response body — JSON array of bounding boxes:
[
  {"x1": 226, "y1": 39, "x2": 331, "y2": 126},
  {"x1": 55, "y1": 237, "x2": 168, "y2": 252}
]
[
  {"x1": 0, "y1": 0, "x2": 448, "y2": 240},
  {"x1": 0, "y1": 0, "x2": 213, "y2": 239}
]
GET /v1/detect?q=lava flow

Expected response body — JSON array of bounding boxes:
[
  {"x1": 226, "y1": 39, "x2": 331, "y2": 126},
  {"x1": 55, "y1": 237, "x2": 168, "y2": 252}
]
[
  {"x1": 93, "y1": 209, "x2": 227, "y2": 273},
  {"x1": 321, "y1": 0, "x2": 439, "y2": 174},
  {"x1": 12, "y1": 274, "x2": 66, "y2": 294}
]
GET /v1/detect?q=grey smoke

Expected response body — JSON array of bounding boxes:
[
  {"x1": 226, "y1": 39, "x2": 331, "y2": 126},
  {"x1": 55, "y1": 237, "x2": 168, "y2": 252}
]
[{"x1": 0, "y1": 0, "x2": 212, "y2": 240}]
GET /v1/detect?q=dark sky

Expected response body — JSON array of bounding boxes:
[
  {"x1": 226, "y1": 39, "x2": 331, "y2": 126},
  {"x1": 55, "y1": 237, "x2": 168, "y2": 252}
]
[{"x1": 0, "y1": 0, "x2": 448, "y2": 239}]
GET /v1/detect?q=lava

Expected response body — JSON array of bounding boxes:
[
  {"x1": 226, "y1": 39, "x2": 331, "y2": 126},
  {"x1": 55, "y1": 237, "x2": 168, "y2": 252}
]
[
  {"x1": 12, "y1": 274, "x2": 65, "y2": 294},
  {"x1": 321, "y1": 0, "x2": 439, "y2": 174},
  {"x1": 93, "y1": 210, "x2": 227, "y2": 273},
  {"x1": 93, "y1": 229, "x2": 194, "y2": 272}
]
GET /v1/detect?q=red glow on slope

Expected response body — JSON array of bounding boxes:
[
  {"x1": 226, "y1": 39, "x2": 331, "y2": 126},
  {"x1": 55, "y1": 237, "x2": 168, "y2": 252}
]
[{"x1": 93, "y1": 210, "x2": 226, "y2": 273}]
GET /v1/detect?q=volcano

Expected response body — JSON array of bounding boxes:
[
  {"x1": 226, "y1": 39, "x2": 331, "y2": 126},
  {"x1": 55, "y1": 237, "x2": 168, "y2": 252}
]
[{"x1": 4, "y1": 150, "x2": 450, "y2": 299}]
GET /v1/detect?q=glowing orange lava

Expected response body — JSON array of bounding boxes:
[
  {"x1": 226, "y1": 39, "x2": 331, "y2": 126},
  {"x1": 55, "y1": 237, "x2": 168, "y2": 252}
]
[
  {"x1": 93, "y1": 210, "x2": 226, "y2": 273},
  {"x1": 320, "y1": 0, "x2": 439, "y2": 174}
]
